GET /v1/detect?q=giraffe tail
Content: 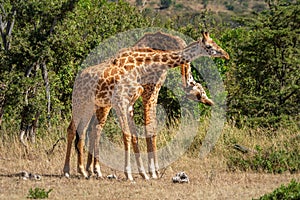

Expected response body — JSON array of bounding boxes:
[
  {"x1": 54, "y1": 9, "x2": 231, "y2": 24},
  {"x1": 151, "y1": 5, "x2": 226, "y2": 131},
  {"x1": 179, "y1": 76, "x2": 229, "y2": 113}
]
[{"x1": 75, "y1": 130, "x2": 80, "y2": 154}]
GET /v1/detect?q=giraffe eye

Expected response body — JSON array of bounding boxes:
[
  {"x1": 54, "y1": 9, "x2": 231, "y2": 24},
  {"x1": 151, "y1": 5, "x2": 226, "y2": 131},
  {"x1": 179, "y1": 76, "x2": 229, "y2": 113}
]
[{"x1": 206, "y1": 45, "x2": 212, "y2": 49}]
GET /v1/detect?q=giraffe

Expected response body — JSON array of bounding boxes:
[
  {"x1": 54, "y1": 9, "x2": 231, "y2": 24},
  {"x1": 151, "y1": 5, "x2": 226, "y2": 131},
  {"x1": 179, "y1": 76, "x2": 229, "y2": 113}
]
[
  {"x1": 116, "y1": 31, "x2": 214, "y2": 179},
  {"x1": 63, "y1": 32, "x2": 229, "y2": 181},
  {"x1": 63, "y1": 31, "x2": 214, "y2": 180},
  {"x1": 134, "y1": 31, "x2": 213, "y2": 104}
]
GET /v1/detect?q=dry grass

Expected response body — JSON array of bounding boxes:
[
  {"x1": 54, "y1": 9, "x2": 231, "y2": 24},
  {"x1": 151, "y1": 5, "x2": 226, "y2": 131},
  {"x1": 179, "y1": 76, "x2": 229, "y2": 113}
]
[{"x1": 0, "y1": 122, "x2": 299, "y2": 199}]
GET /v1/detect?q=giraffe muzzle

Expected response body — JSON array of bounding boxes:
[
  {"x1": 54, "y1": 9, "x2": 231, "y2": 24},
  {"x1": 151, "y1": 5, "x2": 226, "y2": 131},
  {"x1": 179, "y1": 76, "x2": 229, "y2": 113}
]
[
  {"x1": 185, "y1": 92, "x2": 214, "y2": 106},
  {"x1": 200, "y1": 98, "x2": 214, "y2": 106}
]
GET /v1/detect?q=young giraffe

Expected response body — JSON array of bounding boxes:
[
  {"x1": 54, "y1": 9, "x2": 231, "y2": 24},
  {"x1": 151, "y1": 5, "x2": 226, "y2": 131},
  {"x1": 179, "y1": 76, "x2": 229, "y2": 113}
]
[
  {"x1": 86, "y1": 32, "x2": 200, "y2": 179},
  {"x1": 84, "y1": 32, "x2": 214, "y2": 180},
  {"x1": 63, "y1": 31, "x2": 214, "y2": 179},
  {"x1": 63, "y1": 32, "x2": 229, "y2": 180}
]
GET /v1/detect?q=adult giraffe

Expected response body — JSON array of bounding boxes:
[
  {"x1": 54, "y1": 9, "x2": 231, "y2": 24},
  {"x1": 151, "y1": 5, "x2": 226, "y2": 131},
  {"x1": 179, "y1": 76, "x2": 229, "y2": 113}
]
[{"x1": 63, "y1": 31, "x2": 229, "y2": 181}]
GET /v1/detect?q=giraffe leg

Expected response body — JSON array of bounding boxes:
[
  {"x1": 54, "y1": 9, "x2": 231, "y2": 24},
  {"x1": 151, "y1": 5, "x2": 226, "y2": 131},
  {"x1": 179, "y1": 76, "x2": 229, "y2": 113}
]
[
  {"x1": 122, "y1": 131, "x2": 133, "y2": 181},
  {"x1": 75, "y1": 118, "x2": 91, "y2": 178},
  {"x1": 131, "y1": 133, "x2": 149, "y2": 180},
  {"x1": 113, "y1": 85, "x2": 147, "y2": 181},
  {"x1": 144, "y1": 108, "x2": 159, "y2": 179},
  {"x1": 128, "y1": 111, "x2": 149, "y2": 180},
  {"x1": 86, "y1": 116, "x2": 96, "y2": 178},
  {"x1": 142, "y1": 84, "x2": 160, "y2": 179},
  {"x1": 92, "y1": 106, "x2": 111, "y2": 178},
  {"x1": 128, "y1": 86, "x2": 149, "y2": 180},
  {"x1": 63, "y1": 119, "x2": 75, "y2": 178},
  {"x1": 113, "y1": 100, "x2": 133, "y2": 180}
]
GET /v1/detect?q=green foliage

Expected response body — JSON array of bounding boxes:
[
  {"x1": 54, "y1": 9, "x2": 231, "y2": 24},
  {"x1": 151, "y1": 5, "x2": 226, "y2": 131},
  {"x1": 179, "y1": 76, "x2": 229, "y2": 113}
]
[
  {"x1": 254, "y1": 179, "x2": 300, "y2": 200},
  {"x1": 27, "y1": 187, "x2": 52, "y2": 199},
  {"x1": 228, "y1": 135, "x2": 300, "y2": 173},
  {"x1": 0, "y1": 0, "x2": 149, "y2": 135},
  {"x1": 1, "y1": 0, "x2": 298, "y2": 136},
  {"x1": 221, "y1": 1, "x2": 300, "y2": 128}
]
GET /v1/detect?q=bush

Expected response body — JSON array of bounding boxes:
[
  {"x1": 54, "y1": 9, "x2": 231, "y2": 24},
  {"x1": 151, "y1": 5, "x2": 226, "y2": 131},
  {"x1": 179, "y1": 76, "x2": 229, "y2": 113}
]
[
  {"x1": 254, "y1": 179, "x2": 300, "y2": 200},
  {"x1": 228, "y1": 135, "x2": 300, "y2": 173}
]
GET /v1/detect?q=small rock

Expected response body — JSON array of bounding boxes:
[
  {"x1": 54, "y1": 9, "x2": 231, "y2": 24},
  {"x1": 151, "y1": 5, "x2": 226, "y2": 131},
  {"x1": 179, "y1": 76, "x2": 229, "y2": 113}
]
[
  {"x1": 107, "y1": 174, "x2": 117, "y2": 180},
  {"x1": 19, "y1": 171, "x2": 41, "y2": 181},
  {"x1": 172, "y1": 172, "x2": 189, "y2": 183}
]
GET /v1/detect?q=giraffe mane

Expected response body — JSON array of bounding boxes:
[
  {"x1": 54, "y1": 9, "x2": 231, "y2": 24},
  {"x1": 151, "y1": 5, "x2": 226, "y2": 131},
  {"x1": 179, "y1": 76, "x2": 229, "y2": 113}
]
[{"x1": 134, "y1": 31, "x2": 187, "y2": 50}]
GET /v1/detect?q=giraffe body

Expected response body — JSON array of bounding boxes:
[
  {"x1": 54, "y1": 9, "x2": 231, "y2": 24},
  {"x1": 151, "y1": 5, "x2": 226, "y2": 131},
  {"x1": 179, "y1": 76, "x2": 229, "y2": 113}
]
[{"x1": 63, "y1": 32, "x2": 229, "y2": 180}]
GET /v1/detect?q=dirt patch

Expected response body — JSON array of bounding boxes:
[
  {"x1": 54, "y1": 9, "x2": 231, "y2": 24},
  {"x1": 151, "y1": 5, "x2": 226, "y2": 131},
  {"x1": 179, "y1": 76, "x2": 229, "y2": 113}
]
[{"x1": 0, "y1": 153, "x2": 298, "y2": 200}]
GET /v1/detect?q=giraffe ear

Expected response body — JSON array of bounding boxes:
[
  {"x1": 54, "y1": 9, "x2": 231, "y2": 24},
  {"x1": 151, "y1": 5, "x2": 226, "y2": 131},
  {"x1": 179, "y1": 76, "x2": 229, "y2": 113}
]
[
  {"x1": 202, "y1": 31, "x2": 209, "y2": 38},
  {"x1": 205, "y1": 32, "x2": 210, "y2": 38},
  {"x1": 201, "y1": 31, "x2": 209, "y2": 41},
  {"x1": 200, "y1": 31, "x2": 207, "y2": 43}
]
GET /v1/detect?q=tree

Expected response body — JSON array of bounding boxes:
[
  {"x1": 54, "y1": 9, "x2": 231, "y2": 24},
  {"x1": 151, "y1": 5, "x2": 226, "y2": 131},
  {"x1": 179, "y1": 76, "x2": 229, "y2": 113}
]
[
  {"x1": 222, "y1": 0, "x2": 300, "y2": 127},
  {"x1": 0, "y1": 0, "x2": 149, "y2": 142}
]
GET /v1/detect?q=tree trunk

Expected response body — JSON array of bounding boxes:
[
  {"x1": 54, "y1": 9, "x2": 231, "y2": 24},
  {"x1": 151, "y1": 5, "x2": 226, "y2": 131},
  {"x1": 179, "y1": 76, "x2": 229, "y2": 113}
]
[
  {"x1": 41, "y1": 60, "x2": 51, "y2": 128},
  {"x1": 0, "y1": 4, "x2": 16, "y2": 51}
]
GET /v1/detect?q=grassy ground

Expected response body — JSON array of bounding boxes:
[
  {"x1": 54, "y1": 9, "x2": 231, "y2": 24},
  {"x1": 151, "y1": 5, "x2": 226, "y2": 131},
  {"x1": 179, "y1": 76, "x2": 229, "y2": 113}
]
[
  {"x1": 0, "y1": 123, "x2": 299, "y2": 199},
  {"x1": 0, "y1": 155, "x2": 298, "y2": 199}
]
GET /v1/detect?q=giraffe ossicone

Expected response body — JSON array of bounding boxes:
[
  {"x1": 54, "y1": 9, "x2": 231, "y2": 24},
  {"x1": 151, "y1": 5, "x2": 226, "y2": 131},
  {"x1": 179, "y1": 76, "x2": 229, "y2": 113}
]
[{"x1": 63, "y1": 31, "x2": 229, "y2": 180}]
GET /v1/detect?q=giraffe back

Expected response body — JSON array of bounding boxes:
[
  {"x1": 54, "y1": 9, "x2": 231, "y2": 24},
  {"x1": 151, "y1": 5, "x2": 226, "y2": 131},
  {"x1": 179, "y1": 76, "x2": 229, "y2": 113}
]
[{"x1": 134, "y1": 31, "x2": 187, "y2": 50}]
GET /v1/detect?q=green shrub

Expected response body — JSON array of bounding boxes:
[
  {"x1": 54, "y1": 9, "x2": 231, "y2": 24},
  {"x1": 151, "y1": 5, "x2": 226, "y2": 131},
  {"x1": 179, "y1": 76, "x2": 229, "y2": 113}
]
[
  {"x1": 254, "y1": 179, "x2": 300, "y2": 200},
  {"x1": 229, "y1": 148, "x2": 299, "y2": 173},
  {"x1": 27, "y1": 187, "x2": 52, "y2": 199},
  {"x1": 228, "y1": 136, "x2": 300, "y2": 173}
]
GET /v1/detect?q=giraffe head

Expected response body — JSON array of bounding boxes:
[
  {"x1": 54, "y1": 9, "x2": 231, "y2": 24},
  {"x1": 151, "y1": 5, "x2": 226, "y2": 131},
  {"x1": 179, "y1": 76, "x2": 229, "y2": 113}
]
[
  {"x1": 185, "y1": 82, "x2": 214, "y2": 106},
  {"x1": 201, "y1": 31, "x2": 230, "y2": 60}
]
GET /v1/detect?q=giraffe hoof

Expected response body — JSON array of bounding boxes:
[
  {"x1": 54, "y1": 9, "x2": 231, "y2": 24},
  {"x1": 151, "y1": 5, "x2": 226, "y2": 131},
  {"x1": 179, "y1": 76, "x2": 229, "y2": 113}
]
[
  {"x1": 96, "y1": 174, "x2": 103, "y2": 180},
  {"x1": 79, "y1": 172, "x2": 89, "y2": 179},
  {"x1": 77, "y1": 167, "x2": 89, "y2": 179},
  {"x1": 94, "y1": 170, "x2": 103, "y2": 179},
  {"x1": 140, "y1": 172, "x2": 149, "y2": 180},
  {"x1": 64, "y1": 172, "x2": 70, "y2": 178},
  {"x1": 156, "y1": 170, "x2": 161, "y2": 178},
  {"x1": 87, "y1": 171, "x2": 93, "y2": 178},
  {"x1": 125, "y1": 172, "x2": 134, "y2": 181},
  {"x1": 63, "y1": 166, "x2": 70, "y2": 178},
  {"x1": 149, "y1": 171, "x2": 158, "y2": 179}
]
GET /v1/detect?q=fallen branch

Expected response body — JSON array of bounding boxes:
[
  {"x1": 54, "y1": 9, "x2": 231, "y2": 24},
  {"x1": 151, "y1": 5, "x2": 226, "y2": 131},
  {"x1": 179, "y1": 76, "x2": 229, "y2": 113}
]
[
  {"x1": 46, "y1": 137, "x2": 66, "y2": 155},
  {"x1": 233, "y1": 144, "x2": 257, "y2": 154}
]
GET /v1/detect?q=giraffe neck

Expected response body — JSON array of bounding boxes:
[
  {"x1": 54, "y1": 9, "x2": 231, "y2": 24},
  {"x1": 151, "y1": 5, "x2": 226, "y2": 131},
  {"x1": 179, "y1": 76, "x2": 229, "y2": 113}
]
[
  {"x1": 141, "y1": 42, "x2": 209, "y2": 69},
  {"x1": 179, "y1": 41, "x2": 209, "y2": 62},
  {"x1": 112, "y1": 46, "x2": 209, "y2": 79}
]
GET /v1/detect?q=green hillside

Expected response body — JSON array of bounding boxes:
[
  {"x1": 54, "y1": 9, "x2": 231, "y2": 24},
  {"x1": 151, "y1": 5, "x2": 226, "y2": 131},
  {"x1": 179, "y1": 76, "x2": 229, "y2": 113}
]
[{"x1": 125, "y1": 0, "x2": 268, "y2": 15}]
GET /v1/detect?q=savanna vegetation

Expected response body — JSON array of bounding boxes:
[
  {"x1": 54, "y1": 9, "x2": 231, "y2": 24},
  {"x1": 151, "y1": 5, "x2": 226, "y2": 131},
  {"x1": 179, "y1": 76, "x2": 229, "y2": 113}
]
[{"x1": 0, "y1": 0, "x2": 299, "y2": 199}]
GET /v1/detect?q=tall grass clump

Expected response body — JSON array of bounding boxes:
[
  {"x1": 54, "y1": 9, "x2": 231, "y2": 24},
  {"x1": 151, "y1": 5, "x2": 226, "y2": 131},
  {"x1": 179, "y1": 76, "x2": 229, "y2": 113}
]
[{"x1": 225, "y1": 125, "x2": 300, "y2": 174}]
